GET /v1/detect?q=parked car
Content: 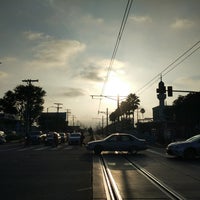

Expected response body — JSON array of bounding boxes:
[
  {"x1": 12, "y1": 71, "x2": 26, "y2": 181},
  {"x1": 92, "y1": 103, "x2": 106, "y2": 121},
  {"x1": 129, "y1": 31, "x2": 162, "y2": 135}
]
[
  {"x1": 86, "y1": 133, "x2": 148, "y2": 155},
  {"x1": 59, "y1": 132, "x2": 67, "y2": 143},
  {"x1": 68, "y1": 132, "x2": 81, "y2": 145},
  {"x1": 166, "y1": 134, "x2": 200, "y2": 159},
  {"x1": 29, "y1": 131, "x2": 46, "y2": 144},
  {"x1": 0, "y1": 131, "x2": 6, "y2": 144},
  {"x1": 45, "y1": 132, "x2": 61, "y2": 146}
]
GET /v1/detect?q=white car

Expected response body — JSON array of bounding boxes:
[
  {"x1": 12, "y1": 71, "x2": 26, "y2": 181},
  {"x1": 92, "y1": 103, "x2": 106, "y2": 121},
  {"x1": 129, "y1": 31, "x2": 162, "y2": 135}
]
[
  {"x1": 86, "y1": 133, "x2": 147, "y2": 155},
  {"x1": 0, "y1": 131, "x2": 6, "y2": 144},
  {"x1": 166, "y1": 134, "x2": 200, "y2": 159},
  {"x1": 68, "y1": 132, "x2": 81, "y2": 145}
]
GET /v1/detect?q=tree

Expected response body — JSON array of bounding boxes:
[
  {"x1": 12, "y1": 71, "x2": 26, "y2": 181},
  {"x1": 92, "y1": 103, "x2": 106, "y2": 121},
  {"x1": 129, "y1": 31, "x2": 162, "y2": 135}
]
[
  {"x1": 109, "y1": 93, "x2": 140, "y2": 126},
  {"x1": 0, "y1": 90, "x2": 18, "y2": 114},
  {"x1": 126, "y1": 93, "x2": 140, "y2": 125},
  {"x1": 0, "y1": 84, "x2": 46, "y2": 132},
  {"x1": 140, "y1": 108, "x2": 145, "y2": 120},
  {"x1": 173, "y1": 92, "x2": 200, "y2": 136},
  {"x1": 109, "y1": 111, "x2": 118, "y2": 123},
  {"x1": 120, "y1": 101, "x2": 129, "y2": 119}
]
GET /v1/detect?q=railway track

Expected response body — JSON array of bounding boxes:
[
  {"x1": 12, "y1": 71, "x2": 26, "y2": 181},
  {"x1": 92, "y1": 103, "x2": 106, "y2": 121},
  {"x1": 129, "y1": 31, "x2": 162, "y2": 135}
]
[{"x1": 99, "y1": 153, "x2": 186, "y2": 200}]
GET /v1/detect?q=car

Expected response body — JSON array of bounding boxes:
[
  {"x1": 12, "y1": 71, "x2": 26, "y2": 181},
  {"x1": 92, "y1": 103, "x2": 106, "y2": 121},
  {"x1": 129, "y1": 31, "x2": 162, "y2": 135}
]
[
  {"x1": 45, "y1": 132, "x2": 61, "y2": 146},
  {"x1": 166, "y1": 134, "x2": 200, "y2": 159},
  {"x1": 29, "y1": 131, "x2": 46, "y2": 144},
  {"x1": 68, "y1": 132, "x2": 81, "y2": 145},
  {"x1": 0, "y1": 131, "x2": 6, "y2": 144},
  {"x1": 86, "y1": 133, "x2": 148, "y2": 155},
  {"x1": 59, "y1": 132, "x2": 67, "y2": 143}
]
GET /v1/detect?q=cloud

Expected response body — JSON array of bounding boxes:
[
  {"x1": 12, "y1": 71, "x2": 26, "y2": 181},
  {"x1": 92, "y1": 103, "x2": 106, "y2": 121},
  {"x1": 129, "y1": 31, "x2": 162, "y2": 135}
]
[
  {"x1": 79, "y1": 64, "x2": 104, "y2": 82},
  {"x1": 0, "y1": 56, "x2": 18, "y2": 63},
  {"x1": 34, "y1": 39, "x2": 85, "y2": 64},
  {"x1": 62, "y1": 87, "x2": 86, "y2": 97},
  {"x1": 171, "y1": 19, "x2": 194, "y2": 29},
  {"x1": 0, "y1": 71, "x2": 8, "y2": 78},
  {"x1": 24, "y1": 31, "x2": 86, "y2": 69},
  {"x1": 23, "y1": 31, "x2": 51, "y2": 40},
  {"x1": 130, "y1": 15, "x2": 152, "y2": 23},
  {"x1": 78, "y1": 58, "x2": 126, "y2": 82},
  {"x1": 174, "y1": 76, "x2": 200, "y2": 90},
  {"x1": 81, "y1": 14, "x2": 104, "y2": 25}
]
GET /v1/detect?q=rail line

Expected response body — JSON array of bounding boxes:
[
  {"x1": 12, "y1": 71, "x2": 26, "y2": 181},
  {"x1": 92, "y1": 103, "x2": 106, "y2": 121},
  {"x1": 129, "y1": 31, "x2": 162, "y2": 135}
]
[
  {"x1": 100, "y1": 153, "x2": 186, "y2": 200},
  {"x1": 124, "y1": 155, "x2": 186, "y2": 200},
  {"x1": 99, "y1": 155, "x2": 122, "y2": 200}
]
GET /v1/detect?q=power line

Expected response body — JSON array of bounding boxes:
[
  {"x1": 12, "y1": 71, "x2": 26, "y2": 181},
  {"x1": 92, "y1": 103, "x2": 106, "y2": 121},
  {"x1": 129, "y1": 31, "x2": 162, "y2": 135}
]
[
  {"x1": 135, "y1": 40, "x2": 200, "y2": 95},
  {"x1": 101, "y1": 0, "x2": 133, "y2": 95},
  {"x1": 98, "y1": 0, "x2": 133, "y2": 111}
]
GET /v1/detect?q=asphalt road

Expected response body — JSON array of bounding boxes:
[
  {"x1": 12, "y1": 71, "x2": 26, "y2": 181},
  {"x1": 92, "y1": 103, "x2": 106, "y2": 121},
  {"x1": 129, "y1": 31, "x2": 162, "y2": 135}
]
[
  {"x1": 0, "y1": 143, "x2": 92, "y2": 200},
  {"x1": 1, "y1": 141, "x2": 200, "y2": 200}
]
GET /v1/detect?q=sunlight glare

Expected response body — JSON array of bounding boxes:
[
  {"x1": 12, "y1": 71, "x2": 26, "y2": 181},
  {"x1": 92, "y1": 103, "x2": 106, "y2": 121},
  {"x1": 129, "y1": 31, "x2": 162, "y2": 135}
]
[{"x1": 104, "y1": 75, "x2": 130, "y2": 96}]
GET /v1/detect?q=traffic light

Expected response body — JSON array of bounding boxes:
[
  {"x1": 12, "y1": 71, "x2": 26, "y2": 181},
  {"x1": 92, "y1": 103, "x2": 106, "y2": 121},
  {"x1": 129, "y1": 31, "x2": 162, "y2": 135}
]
[
  {"x1": 156, "y1": 81, "x2": 166, "y2": 94},
  {"x1": 167, "y1": 86, "x2": 173, "y2": 97}
]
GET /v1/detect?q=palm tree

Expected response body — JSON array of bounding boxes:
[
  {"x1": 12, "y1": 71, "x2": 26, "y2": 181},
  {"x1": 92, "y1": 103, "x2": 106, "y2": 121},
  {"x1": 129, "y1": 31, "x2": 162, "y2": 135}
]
[
  {"x1": 140, "y1": 108, "x2": 145, "y2": 121},
  {"x1": 120, "y1": 101, "x2": 129, "y2": 119},
  {"x1": 126, "y1": 93, "x2": 140, "y2": 125}
]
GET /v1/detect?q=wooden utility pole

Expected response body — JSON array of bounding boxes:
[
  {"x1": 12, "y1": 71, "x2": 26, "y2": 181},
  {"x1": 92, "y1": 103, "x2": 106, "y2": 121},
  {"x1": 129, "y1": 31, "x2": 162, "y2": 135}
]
[{"x1": 54, "y1": 103, "x2": 63, "y2": 113}]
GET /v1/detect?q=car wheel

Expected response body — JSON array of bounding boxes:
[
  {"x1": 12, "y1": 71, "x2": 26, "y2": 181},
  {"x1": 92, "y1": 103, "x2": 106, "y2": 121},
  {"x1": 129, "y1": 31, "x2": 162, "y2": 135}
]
[
  {"x1": 184, "y1": 148, "x2": 196, "y2": 159},
  {"x1": 94, "y1": 146, "x2": 102, "y2": 155},
  {"x1": 128, "y1": 146, "x2": 137, "y2": 154}
]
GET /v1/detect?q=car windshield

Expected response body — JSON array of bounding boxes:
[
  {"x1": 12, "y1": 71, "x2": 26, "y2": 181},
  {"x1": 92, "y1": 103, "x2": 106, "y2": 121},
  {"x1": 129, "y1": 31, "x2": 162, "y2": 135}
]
[
  {"x1": 186, "y1": 135, "x2": 200, "y2": 142},
  {"x1": 70, "y1": 133, "x2": 80, "y2": 137}
]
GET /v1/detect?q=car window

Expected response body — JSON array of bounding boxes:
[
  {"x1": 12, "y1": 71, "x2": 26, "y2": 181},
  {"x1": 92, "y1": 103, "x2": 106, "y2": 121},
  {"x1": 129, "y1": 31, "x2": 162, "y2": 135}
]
[
  {"x1": 121, "y1": 135, "x2": 132, "y2": 142},
  {"x1": 70, "y1": 133, "x2": 80, "y2": 137},
  {"x1": 107, "y1": 135, "x2": 118, "y2": 142}
]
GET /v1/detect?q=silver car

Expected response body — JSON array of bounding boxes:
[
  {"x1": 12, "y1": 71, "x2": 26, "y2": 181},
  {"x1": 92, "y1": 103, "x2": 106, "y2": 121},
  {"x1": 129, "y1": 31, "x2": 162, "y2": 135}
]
[
  {"x1": 68, "y1": 132, "x2": 81, "y2": 145},
  {"x1": 166, "y1": 134, "x2": 200, "y2": 159},
  {"x1": 86, "y1": 133, "x2": 147, "y2": 155}
]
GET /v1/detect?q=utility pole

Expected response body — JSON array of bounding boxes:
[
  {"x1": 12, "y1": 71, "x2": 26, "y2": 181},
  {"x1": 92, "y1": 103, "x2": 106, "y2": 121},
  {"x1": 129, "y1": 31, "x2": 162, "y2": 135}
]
[
  {"x1": 54, "y1": 103, "x2": 63, "y2": 113},
  {"x1": 22, "y1": 79, "x2": 39, "y2": 137},
  {"x1": 98, "y1": 108, "x2": 109, "y2": 131},
  {"x1": 71, "y1": 115, "x2": 76, "y2": 127},
  {"x1": 65, "y1": 109, "x2": 71, "y2": 125},
  {"x1": 91, "y1": 94, "x2": 126, "y2": 123},
  {"x1": 91, "y1": 94, "x2": 126, "y2": 110}
]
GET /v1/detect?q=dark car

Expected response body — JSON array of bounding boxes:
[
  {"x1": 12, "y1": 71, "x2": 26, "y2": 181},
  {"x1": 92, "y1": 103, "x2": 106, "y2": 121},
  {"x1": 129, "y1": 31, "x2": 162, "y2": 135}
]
[
  {"x1": 59, "y1": 132, "x2": 67, "y2": 143},
  {"x1": 29, "y1": 131, "x2": 46, "y2": 144},
  {"x1": 86, "y1": 133, "x2": 148, "y2": 155},
  {"x1": 166, "y1": 134, "x2": 200, "y2": 159},
  {"x1": 45, "y1": 132, "x2": 61, "y2": 146}
]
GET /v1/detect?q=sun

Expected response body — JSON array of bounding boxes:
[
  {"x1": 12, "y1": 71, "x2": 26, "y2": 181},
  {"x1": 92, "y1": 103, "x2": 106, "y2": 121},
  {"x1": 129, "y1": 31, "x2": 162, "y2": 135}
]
[{"x1": 104, "y1": 75, "x2": 131, "y2": 96}]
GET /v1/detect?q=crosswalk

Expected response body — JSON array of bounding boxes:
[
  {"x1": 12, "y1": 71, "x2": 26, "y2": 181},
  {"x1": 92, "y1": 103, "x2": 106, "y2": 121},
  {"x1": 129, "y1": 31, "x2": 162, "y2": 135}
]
[{"x1": 0, "y1": 143, "x2": 80, "y2": 152}]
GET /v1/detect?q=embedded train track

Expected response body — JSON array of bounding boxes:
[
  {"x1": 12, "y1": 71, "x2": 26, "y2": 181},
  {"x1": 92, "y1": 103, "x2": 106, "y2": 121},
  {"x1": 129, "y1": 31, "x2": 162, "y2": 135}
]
[
  {"x1": 99, "y1": 155, "x2": 122, "y2": 200},
  {"x1": 100, "y1": 154, "x2": 186, "y2": 200}
]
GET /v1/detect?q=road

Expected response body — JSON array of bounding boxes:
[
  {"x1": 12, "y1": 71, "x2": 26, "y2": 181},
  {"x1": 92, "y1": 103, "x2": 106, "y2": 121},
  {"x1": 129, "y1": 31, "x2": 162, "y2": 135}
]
[
  {"x1": 0, "y1": 142, "x2": 92, "y2": 200},
  {"x1": 0, "y1": 142, "x2": 200, "y2": 199},
  {"x1": 93, "y1": 146, "x2": 200, "y2": 199}
]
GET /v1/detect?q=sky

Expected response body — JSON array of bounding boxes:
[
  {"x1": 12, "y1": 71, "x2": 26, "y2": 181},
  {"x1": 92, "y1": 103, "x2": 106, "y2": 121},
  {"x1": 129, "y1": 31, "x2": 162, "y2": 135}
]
[{"x1": 0, "y1": 0, "x2": 200, "y2": 128}]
